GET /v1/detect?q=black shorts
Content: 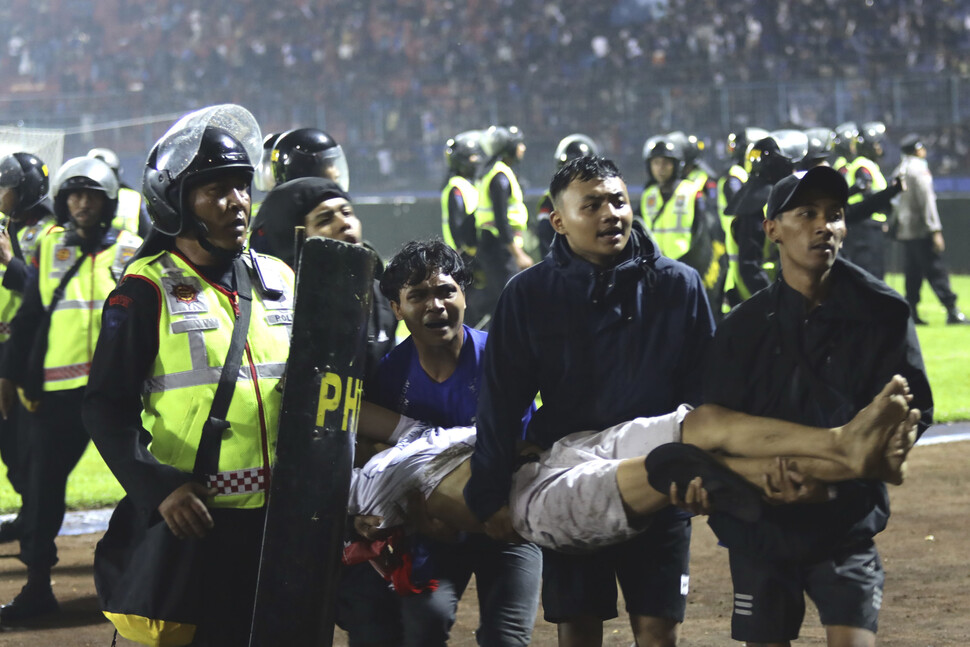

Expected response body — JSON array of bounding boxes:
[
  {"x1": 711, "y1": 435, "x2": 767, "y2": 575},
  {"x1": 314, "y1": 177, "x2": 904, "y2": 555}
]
[
  {"x1": 541, "y1": 509, "x2": 691, "y2": 623},
  {"x1": 728, "y1": 540, "x2": 884, "y2": 643}
]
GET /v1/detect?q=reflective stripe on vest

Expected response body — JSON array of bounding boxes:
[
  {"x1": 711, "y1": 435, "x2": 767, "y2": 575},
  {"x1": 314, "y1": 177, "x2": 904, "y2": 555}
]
[
  {"x1": 476, "y1": 161, "x2": 528, "y2": 238},
  {"x1": 440, "y1": 176, "x2": 478, "y2": 250},
  {"x1": 0, "y1": 216, "x2": 56, "y2": 343},
  {"x1": 128, "y1": 251, "x2": 294, "y2": 509},
  {"x1": 111, "y1": 187, "x2": 144, "y2": 234},
  {"x1": 640, "y1": 179, "x2": 698, "y2": 259},
  {"x1": 38, "y1": 227, "x2": 142, "y2": 391},
  {"x1": 846, "y1": 157, "x2": 888, "y2": 222}
]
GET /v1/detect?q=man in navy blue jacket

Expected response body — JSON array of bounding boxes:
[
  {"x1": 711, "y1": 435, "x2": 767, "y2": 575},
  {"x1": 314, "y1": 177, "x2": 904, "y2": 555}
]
[{"x1": 465, "y1": 156, "x2": 715, "y2": 647}]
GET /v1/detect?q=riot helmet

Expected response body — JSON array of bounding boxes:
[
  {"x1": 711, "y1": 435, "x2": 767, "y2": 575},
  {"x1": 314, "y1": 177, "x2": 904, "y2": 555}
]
[
  {"x1": 748, "y1": 130, "x2": 809, "y2": 184},
  {"x1": 87, "y1": 147, "x2": 121, "y2": 177},
  {"x1": 444, "y1": 130, "x2": 483, "y2": 179},
  {"x1": 668, "y1": 131, "x2": 704, "y2": 166},
  {"x1": 143, "y1": 104, "x2": 261, "y2": 237},
  {"x1": 254, "y1": 132, "x2": 284, "y2": 192},
  {"x1": 800, "y1": 128, "x2": 836, "y2": 169},
  {"x1": 554, "y1": 134, "x2": 598, "y2": 170},
  {"x1": 857, "y1": 121, "x2": 887, "y2": 160},
  {"x1": 727, "y1": 127, "x2": 769, "y2": 165},
  {"x1": 900, "y1": 134, "x2": 924, "y2": 156},
  {"x1": 52, "y1": 157, "x2": 119, "y2": 229},
  {"x1": 0, "y1": 152, "x2": 50, "y2": 216},
  {"x1": 481, "y1": 125, "x2": 525, "y2": 162},
  {"x1": 643, "y1": 134, "x2": 684, "y2": 183},
  {"x1": 271, "y1": 128, "x2": 349, "y2": 191},
  {"x1": 833, "y1": 122, "x2": 859, "y2": 157}
]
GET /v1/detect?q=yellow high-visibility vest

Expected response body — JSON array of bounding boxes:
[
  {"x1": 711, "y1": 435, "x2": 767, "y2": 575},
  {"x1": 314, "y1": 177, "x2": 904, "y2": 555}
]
[
  {"x1": 38, "y1": 227, "x2": 142, "y2": 391},
  {"x1": 126, "y1": 250, "x2": 294, "y2": 509}
]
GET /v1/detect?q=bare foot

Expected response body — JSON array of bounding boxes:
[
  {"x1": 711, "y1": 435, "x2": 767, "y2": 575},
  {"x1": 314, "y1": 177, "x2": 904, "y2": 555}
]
[
  {"x1": 837, "y1": 375, "x2": 912, "y2": 478},
  {"x1": 878, "y1": 408, "x2": 920, "y2": 485}
]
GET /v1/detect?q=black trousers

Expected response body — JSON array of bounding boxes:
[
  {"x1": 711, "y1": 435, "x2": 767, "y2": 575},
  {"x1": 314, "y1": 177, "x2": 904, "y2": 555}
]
[
  {"x1": 902, "y1": 237, "x2": 958, "y2": 310},
  {"x1": 19, "y1": 387, "x2": 90, "y2": 571},
  {"x1": 0, "y1": 386, "x2": 28, "y2": 496}
]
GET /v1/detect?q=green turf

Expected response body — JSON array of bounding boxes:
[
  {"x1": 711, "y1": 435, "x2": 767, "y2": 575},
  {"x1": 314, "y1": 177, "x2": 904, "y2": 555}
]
[
  {"x1": 0, "y1": 273, "x2": 965, "y2": 515},
  {"x1": 884, "y1": 272, "x2": 970, "y2": 423}
]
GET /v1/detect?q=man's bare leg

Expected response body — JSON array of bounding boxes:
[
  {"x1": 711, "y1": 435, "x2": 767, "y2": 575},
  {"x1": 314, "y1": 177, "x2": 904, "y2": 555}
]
[{"x1": 682, "y1": 375, "x2": 914, "y2": 479}]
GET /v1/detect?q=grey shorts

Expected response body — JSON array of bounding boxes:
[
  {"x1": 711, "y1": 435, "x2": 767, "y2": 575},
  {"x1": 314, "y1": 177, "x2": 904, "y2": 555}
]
[{"x1": 729, "y1": 540, "x2": 884, "y2": 643}]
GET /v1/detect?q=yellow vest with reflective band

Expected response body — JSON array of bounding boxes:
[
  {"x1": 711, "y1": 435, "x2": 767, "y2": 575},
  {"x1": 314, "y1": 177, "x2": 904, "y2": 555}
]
[
  {"x1": 111, "y1": 187, "x2": 144, "y2": 235},
  {"x1": 476, "y1": 161, "x2": 528, "y2": 244},
  {"x1": 38, "y1": 227, "x2": 142, "y2": 391},
  {"x1": 440, "y1": 176, "x2": 478, "y2": 251},
  {"x1": 128, "y1": 251, "x2": 294, "y2": 509},
  {"x1": 640, "y1": 179, "x2": 698, "y2": 259},
  {"x1": 832, "y1": 156, "x2": 849, "y2": 173},
  {"x1": 846, "y1": 156, "x2": 888, "y2": 222},
  {"x1": 0, "y1": 215, "x2": 56, "y2": 343},
  {"x1": 717, "y1": 165, "x2": 748, "y2": 297}
]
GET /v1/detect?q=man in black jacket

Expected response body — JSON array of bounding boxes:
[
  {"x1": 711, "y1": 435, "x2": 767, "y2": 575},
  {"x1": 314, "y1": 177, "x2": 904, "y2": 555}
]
[{"x1": 704, "y1": 166, "x2": 933, "y2": 646}]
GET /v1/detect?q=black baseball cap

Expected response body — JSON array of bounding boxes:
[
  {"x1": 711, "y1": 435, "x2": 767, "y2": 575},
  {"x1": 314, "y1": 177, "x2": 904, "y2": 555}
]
[{"x1": 765, "y1": 166, "x2": 849, "y2": 220}]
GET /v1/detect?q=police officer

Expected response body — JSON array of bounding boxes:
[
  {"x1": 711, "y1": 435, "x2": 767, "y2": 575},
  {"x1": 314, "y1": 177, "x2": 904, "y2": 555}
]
[
  {"x1": 83, "y1": 105, "x2": 294, "y2": 646},
  {"x1": 719, "y1": 127, "x2": 767, "y2": 308},
  {"x1": 799, "y1": 127, "x2": 836, "y2": 170},
  {"x1": 0, "y1": 155, "x2": 141, "y2": 622},
  {"x1": 251, "y1": 131, "x2": 285, "y2": 218},
  {"x1": 832, "y1": 121, "x2": 858, "y2": 174},
  {"x1": 472, "y1": 125, "x2": 532, "y2": 324},
  {"x1": 534, "y1": 133, "x2": 599, "y2": 258},
  {"x1": 842, "y1": 121, "x2": 890, "y2": 279},
  {"x1": 641, "y1": 134, "x2": 726, "y2": 312},
  {"x1": 0, "y1": 152, "x2": 56, "y2": 543},
  {"x1": 725, "y1": 130, "x2": 808, "y2": 299},
  {"x1": 672, "y1": 131, "x2": 718, "y2": 202},
  {"x1": 87, "y1": 147, "x2": 152, "y2": 237},
  {"x1": 271, "y1": 127, "x2": 350, "y2": 191},
  {"x1": 441, "y1": 130, "x2": 483, "y2": 255}
]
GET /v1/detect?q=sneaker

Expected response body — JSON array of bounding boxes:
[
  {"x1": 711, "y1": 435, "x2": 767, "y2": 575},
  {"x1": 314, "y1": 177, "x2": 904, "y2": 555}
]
[
  {"x1": 0, "y1": 581, "x2": 59, "y2": 624},
  {"x1": 645, "y1": 443, "x2": 763, "y2": 523},
  {"x1": 946, "y1": 309, "x2": 970, "y2": 325}
]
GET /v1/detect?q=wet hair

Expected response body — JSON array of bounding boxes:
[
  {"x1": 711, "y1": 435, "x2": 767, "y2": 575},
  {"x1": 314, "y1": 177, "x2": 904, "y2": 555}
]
[
  {"x1": 380, "y1": 239, "x2": 473, "y2": 303},
  {"x1": 549, "y1": 156, "x2": 623, "y2": 206}
]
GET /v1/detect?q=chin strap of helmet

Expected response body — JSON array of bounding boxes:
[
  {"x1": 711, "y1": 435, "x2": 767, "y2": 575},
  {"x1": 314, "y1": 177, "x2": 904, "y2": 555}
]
[{"x1": 191, "y1": 216, "x2": 243, "y2": 263}]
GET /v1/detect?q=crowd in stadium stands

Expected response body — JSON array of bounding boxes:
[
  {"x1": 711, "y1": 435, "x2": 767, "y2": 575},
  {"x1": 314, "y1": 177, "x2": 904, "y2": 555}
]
[{"x1": 2, "y1": 0, "x2": 970, "y2": 190}]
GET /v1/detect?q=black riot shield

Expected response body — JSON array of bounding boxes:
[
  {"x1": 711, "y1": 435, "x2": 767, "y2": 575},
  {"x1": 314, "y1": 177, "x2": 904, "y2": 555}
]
[{"x1": 250, "y1": 237, "x2": 374, "y2": 647}]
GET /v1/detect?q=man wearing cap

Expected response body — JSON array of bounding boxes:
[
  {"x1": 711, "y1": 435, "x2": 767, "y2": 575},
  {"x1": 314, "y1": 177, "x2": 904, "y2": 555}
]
[
  {"x1": 703, "y1": 166, "x2": 933, "y2": 646},
  {"x1": 892, "y1": 135, "x2": 969, "y2": 325}
]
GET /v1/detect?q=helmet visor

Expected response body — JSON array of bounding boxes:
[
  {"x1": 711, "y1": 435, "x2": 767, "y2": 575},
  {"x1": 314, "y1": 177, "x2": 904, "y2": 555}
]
[
  {"x1": 155, "y1": 104, "x2": 262, "y2": 179},
  {"x1": 315, "y1": 145, "x2": 350, "y2": 192}
]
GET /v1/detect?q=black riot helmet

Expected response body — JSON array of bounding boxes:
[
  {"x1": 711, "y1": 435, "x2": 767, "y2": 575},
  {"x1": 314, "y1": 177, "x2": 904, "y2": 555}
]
[
  {"x1": 143, "y1": 104, "x2": 261, "y2": 237},
  {"x1": 553, "y1": 134, "x2": 599, "y2": 170},
  {"x1": 271, "y1": 128, "x2": 349, "y2": 191},
  {"x1": 643, "y1": 134, "x2": 685, "y2": 182},
  {"x1": 727, "y1": 127, "x2": 769, "y2": 165},
  {"x1": 481, "y1": 125, "x2": 525, "y2": 164},
  {"x1": 444, "y1": 130, "x2": 483, "y2": 179},
  {"x1": 799, "y1": 127, "x2": 836, "y2": 169},
  {"x1": 833, "y1": 122, "x2": 859, "y2": 158},
  {"x1": 748, "y1": 130, "x2": 809, "y2": 184},
  {"x1": 857, "y1": 121, "x2": 887, "y2": 160},
  {"x1": 0, "y1": 152, "x2": 50, "y2": 216},
  {"x1": 52, "y1": 157, "x2": 120, "y2": 229}
]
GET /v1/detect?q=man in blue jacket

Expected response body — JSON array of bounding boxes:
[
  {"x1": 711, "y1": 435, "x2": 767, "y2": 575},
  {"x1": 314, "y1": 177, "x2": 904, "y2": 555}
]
[{"x1": 465, "y1": 156, "x2": 715, "y2": 647}]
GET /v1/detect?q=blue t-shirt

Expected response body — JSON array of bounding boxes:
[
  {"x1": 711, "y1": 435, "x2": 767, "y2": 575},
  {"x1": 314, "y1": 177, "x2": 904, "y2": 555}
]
[{"x1": 372, "y1": 324, "x2": 530, "y2": 435}]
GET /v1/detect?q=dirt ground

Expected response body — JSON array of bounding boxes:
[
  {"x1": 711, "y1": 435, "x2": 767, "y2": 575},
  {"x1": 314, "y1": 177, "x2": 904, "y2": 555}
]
[{"x1": 0, "y1": 441, "x2": 966, "y2": 646}]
